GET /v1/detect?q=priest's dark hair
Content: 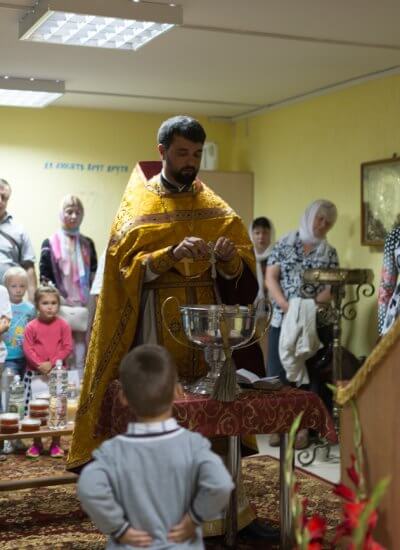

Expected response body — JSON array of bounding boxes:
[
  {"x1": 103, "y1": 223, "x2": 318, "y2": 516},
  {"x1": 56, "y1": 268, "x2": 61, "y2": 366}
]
[
  {"x1": 119, "y1": 344, "x2": 177, "y2": 418},
  {"x1": 157, "y1": 115, "x2": 206, "y2": 149}
]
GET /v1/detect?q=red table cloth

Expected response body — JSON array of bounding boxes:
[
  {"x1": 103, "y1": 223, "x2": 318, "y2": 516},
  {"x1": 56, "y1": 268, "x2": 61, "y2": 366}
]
[{"x1": 96, "y1": 380, "x2": 337, "y2": 443}]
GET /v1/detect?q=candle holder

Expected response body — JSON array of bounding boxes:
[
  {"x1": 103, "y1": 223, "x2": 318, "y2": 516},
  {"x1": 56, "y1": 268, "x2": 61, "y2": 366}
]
[{"x1": 297, "y1": 268, "x2": 374, "y2": 466}]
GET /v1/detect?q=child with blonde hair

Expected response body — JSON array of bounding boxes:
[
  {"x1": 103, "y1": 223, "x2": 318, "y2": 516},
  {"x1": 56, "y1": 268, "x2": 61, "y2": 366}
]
[
  {"x1": 3, "y1": 267, "x2": 35, "y2": 379},
  {"x1": 23, "y1": 285, "x2": 73, "y2": 458}
]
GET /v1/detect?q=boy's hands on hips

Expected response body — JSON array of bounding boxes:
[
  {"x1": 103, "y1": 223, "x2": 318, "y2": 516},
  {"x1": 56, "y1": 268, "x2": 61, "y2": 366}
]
[
  {"x1": 168, "y1": 513, "x2": 197, "y2": 543},
  {"x1": 119, "y1": 527, "x2": 153, "y2": 547}
]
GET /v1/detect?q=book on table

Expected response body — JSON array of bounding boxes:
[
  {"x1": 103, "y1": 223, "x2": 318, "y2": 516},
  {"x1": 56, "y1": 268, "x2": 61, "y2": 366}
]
[{"x1": 236, "y1": 368, "x2": 283, "y2": 390}]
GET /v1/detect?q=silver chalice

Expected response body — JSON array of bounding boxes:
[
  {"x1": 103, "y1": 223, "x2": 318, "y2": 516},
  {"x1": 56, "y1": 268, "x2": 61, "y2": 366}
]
[{"x1": 162, "y1": 298, "x2": 270, "y2": 396}]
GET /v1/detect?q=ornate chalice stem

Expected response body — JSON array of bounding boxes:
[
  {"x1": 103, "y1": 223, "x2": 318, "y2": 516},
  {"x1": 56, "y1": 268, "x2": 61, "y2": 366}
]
[
  {"x1": 189, "y1": 347, "x2": 227, "y2": 395},
  {"x1": 204, "y1": 347, "x2": 225, "y2": 380}
]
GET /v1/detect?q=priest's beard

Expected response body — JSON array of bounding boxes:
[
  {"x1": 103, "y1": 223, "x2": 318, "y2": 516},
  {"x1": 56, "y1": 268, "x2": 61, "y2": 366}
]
[
  {"x1": 173, "y1": 167, "x2": 198, "y2": 186},
  {"x1": 165, "y1": 160, "x2": 198, "y2": 187}
]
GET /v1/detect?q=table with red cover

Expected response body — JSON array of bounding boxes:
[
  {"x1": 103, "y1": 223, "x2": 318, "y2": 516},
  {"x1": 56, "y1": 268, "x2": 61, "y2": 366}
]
[{"x1": 96, "y1": 380, "x2": 337, "y2": 442}]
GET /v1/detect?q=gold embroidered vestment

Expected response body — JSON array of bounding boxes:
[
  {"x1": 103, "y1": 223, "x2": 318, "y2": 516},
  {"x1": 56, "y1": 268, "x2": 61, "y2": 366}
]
[{"x1": 67, "y1": 162, "x2": 257, "y2": 470}]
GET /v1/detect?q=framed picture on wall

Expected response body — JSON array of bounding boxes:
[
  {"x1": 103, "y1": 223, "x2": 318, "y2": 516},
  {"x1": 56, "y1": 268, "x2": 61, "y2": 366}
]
[{"x1": 361, "y1": 155, "x2": 400, "y2": 246}]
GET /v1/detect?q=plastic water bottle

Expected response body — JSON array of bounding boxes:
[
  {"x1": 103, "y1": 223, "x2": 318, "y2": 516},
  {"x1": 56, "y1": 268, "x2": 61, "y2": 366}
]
[
  {"x1": 1, "y1": 366, "x2": 15, "y2": 413},
  {"x1": 67, "y1": 383, "x2": 79, "y2": 424},
  {"x1": 49, "y1": 360, "x2": 68, "y2": 429},
  {"x1": 8, "y1": 375, "x2": 25, "y2": 419}
]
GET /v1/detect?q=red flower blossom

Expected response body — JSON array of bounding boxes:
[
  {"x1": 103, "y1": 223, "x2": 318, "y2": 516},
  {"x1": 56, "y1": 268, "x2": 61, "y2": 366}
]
[
  {"x1": 364, "y1": 533, "x2": 386, "y2": 550},
  {"x1": 346, "y1": 537, "x2": 385, "y2": 550},
  {"x1": 344, "y1": 501, "x2": 365, "y2": 529},
  {"x1": 332, "y1": 500, "x2": 381, "y2": 548},
  {"x1": 333, "y1": 482, "x2": 357, "y2": 502},
  {"x1": 343, "y1": 502, "x2": 378, "y2": 531},
  {"x1": 347, "y1": 454, "x2": 360, "y2": 488},
  {"x1": 305, "y1": 515, "x2": 326, "y2": 540}
]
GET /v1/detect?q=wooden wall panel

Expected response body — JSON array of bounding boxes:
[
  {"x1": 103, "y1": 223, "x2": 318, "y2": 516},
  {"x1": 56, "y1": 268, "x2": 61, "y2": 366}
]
[
  {"x1": 199, "y1": 170, "x2": 254, "y2": 228},
  {"x1": 340, "y1": 337, "x2": 400, "y2": 546}
]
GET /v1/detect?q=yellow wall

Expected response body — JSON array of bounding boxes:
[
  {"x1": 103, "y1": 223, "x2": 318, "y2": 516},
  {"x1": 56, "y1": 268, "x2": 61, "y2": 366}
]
[
  {"x1": 232, "y1": 75, "x2": 400, "y2": 356},
  {"x1": 0, "y1": 107, "x2": 233, "y2": 264},
  {"x1": 3, "y1": 75, "x2": 400, "y2": 356}
]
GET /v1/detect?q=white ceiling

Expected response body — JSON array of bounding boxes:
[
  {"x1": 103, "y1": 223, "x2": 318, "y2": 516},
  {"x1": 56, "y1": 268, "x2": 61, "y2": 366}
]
[{"x1": 1, "y1": 0, "x2": 400, "y2": 118}]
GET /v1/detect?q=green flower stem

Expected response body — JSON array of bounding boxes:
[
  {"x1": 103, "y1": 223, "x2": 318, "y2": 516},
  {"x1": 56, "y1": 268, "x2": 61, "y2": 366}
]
[
  {"x1": 353, "y1": 477, "x2": 390, "y2": 548},
  {"x1": 350, "y1": 399, "x2": 367, "y2": 500}
]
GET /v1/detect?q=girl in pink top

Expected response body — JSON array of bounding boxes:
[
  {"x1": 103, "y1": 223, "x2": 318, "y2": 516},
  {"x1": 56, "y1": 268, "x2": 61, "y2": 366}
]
[{"x1": 23, "y1": 285, "x2": 73, "y2": 458}]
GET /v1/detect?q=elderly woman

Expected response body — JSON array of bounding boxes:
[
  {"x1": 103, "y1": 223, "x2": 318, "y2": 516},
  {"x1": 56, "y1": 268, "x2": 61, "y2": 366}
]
[
  {"x1": 265, "y1": 199, "x2": 338, "y2": 448},
  {"x1": 39, "y1": 195, "x2": 97, "y2": 374}
]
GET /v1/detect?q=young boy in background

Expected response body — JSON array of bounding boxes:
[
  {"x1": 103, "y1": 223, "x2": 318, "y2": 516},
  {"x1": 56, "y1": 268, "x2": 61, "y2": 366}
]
[
  {"x1": 78, "y1": 344, "x2": 234, "y2": 549},
  {"x1": 3, "y1": 267, "x2": 35, "y2": 379},
  {"x1": 2, "y1": 267, "x2": 34, "y2": 452}
]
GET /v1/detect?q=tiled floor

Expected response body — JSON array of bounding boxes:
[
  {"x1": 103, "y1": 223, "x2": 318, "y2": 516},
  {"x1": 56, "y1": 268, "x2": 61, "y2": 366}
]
[{"x1": 256, "y1": 434, "x2": 341, "y2": 484}]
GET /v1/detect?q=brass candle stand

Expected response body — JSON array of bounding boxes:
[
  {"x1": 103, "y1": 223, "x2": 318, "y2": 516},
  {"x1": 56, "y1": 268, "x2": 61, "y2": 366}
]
[{"x1": 297, "y1": 268, "x2": 374, "y2": 466}]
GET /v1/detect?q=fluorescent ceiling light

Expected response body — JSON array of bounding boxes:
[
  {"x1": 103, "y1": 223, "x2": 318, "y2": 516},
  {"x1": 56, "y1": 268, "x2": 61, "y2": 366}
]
[
  {"x1": 0, "y1": 76, "x2": 64, "y2": 108},
  {"x1": 19, "y1": 0, "x2": 182, "y2": 51}
]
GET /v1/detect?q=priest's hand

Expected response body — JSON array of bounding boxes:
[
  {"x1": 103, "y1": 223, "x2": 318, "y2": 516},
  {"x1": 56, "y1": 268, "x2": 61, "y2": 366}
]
[
  {"x1": 173, "y1": 237, "x2": 209, "y2": 260},
  {"x1": 118, "y1": 526, "x2": 153, "y2": 547},
  {"x1": 168, "y1": 513, "x2": 197, "y2": 543},
  {"x1": 214, "y1": 236, "x2": 236, "y2": 261}
]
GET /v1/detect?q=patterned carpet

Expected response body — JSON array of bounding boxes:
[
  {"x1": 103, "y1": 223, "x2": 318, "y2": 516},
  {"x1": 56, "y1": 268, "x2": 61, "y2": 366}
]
[{"x1": 0, "y1": 439, "x2": 341, "y2": 549}]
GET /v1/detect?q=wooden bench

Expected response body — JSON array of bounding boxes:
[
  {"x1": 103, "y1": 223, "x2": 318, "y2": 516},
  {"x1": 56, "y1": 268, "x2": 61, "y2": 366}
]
[{"x1": 0, "y1": 425, "x2": 78, "y2": 491}]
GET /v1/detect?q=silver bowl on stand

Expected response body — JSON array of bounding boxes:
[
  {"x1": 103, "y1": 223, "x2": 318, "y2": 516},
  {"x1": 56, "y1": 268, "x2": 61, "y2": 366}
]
[{"x1": 179, "y1": 304, "x2": 257, "y2": 395}]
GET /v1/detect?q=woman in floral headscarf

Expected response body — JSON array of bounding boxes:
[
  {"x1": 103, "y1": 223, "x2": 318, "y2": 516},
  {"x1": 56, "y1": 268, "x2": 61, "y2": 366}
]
[
  {"x1": 265, "y1": 199, "x2": 338, "y2": 448},
  {"x1": 39, "y1": 195, "x2": 97, "y2": 374}
]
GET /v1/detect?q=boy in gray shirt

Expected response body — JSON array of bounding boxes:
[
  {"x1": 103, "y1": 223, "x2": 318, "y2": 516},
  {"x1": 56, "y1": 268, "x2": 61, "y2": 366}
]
[{"x1": 78, "y1": 344, "x2": 234, "y2": 549}]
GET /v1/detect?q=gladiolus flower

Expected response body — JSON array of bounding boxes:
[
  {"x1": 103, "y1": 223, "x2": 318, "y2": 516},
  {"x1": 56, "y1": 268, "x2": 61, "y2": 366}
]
[
  {"x1": 305, "y1": 515, "x2": 326, "y2": 540},
  {"x1": 344, "y1": 501, "x2": 365, "y2": 528},
  {"x1": 346, "y1": 454, "x2": 360, "y2": 487},
  {"x1": 343, "y1": 502, "x2": 378, "y2": 531},
  {"x1": 333, "y1": 483, "x2": 356, "y2": 502},
  {"x1": 364, "y1": 533, "x2": 385, "y2": 550}
]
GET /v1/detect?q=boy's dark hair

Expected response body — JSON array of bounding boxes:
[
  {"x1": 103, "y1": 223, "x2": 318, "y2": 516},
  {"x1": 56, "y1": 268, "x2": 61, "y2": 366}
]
[
  {"x1": 119, "y1": 345, "x2": 177, "y2": 417},
  {"x1": 157, "y1": 116, "x2": 206, "y2": 150},
  {"x1": 251, "y1": 217, "x2": 271, "y2": 231},
  {"x1": 34, "y1": 284, "x2": 61, "y2": 308}
]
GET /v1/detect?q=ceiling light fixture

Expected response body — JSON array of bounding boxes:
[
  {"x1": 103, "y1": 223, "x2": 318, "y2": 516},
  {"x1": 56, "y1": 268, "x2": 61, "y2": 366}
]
[
  {"x1": 19, "y1": 0, "x2": 182, "y2": 51},
  {"x1": 0, "y1": 76, "x2": 64, "y2": 108}
]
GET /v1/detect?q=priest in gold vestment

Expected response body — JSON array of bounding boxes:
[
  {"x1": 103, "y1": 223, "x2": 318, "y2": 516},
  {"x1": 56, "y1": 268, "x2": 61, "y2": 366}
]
[{"x1": 68, "y1": 116, "x2": 271, "y2": 538}]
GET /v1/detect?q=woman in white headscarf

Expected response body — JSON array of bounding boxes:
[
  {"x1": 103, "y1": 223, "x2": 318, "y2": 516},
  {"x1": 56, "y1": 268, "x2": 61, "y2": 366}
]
[
  {"x1": 265, "y1": 199, "x2": 338, "y2": 448},
  {"x1": 39, "y1": 195, "x2": 97, "y2": 375}
]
